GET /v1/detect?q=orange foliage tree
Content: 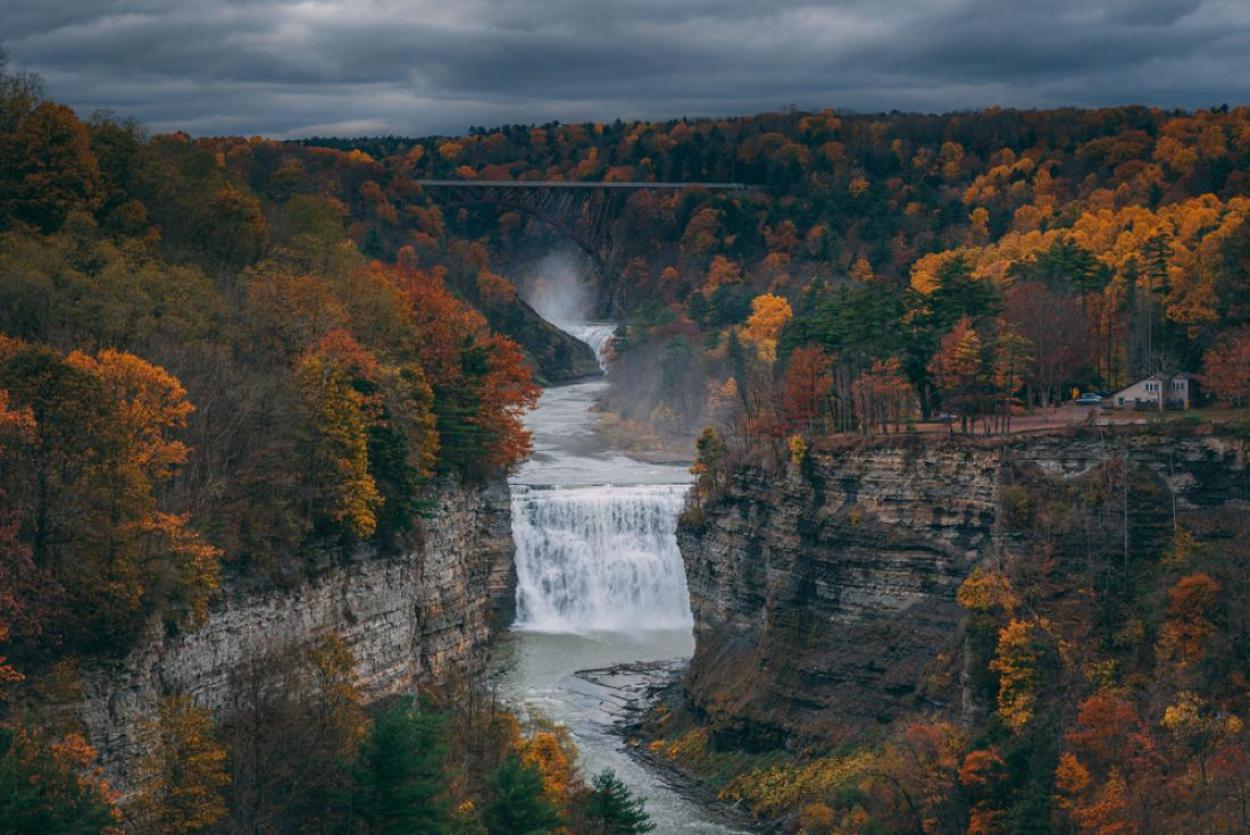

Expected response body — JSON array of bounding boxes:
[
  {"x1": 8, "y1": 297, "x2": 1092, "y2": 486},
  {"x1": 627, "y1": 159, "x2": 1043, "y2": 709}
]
[
  {"x1": 0, "y1": 341, "x2": 220, "y2": 654},
  {"x1": 927, "y1": 317, "x2": 984, "y2": 432},
  {"x1": 851, "y1": 357, "x2": 916, "y2": 434},
  {"x1": 131, "y1": 695, "x2": 229, "y2": 834},
  {"x1": 742, "y1": 293, "x2": 793, "y2": 361},
  {"x1": 1156, "y1": 572, "x2": 1221, "y2": 666}
]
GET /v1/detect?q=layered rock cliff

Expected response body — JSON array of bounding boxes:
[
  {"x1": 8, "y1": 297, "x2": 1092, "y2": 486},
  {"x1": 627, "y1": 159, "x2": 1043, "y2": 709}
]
[
  {"x1": 70, "y1": 477, "x2": 514, "y2": 792},
  {"x1": 679, "y1": 430, "x2": 1248, "y2": 749}
]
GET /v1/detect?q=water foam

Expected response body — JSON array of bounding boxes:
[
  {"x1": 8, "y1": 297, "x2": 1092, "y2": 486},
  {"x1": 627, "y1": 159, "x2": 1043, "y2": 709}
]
[
  {"x1": 511, "y1": 483, "x2": 693, "y2": 633},
  {"x1": 563, "y1": 322, "x2": 616, "y2": 370}
]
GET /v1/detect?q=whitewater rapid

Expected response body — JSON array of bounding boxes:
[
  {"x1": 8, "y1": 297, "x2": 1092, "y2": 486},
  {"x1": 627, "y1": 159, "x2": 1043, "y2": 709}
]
[{"x1": 562, "y1": 321, "x2": 616, "y2": 370}]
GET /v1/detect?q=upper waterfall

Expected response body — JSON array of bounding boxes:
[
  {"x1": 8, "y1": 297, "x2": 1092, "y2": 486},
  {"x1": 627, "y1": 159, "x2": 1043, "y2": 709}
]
[{"x1": 561, "y1": 322, "x2": 616, "y2": 370}]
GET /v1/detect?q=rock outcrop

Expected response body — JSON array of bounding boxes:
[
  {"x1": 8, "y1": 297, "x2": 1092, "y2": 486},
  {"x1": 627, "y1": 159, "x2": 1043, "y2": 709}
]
[
  {"x1": 70, "y1": 477, "x2": 514, "y2": 792},
  {"x1": 479, "y1": 296, "x2": 602, "y2": 384},
  {"x1": 679, "y1": 430, "x2": 1248, "y2": 748}
]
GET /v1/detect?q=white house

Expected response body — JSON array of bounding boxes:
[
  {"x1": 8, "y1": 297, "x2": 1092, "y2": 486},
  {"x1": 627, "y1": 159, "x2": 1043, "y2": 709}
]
[{"x1": 1110, "y1": 374, "x2": 1194, "y2": 410}]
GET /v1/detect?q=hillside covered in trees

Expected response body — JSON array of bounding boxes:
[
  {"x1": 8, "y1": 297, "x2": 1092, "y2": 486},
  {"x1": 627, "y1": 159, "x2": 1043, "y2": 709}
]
[
  {"x1": 0, "y1": 53, "x2": 641, "y2": 833},
  {"x1": 313, "y1": 102, "x2": 1250, "y2": 451}
]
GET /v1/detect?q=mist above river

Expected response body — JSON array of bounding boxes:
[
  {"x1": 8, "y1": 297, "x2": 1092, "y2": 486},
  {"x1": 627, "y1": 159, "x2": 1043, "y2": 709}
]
[{"x1": 523, "y1": 252, "x2": 600, "y2": 330}]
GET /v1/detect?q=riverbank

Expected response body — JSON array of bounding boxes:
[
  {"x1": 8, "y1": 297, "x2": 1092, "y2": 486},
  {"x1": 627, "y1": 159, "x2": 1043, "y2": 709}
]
[{"x1": 576, "y1": 659, "x2": 770, "y2": 834}]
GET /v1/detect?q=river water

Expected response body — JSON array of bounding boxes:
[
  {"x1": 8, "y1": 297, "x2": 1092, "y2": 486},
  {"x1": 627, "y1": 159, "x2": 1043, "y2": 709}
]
[{"x1": 495, "y1": 324, "x2": 740, "y2": 833}]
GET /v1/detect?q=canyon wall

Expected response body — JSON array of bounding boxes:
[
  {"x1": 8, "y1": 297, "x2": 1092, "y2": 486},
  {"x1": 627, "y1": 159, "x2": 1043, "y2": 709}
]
[
  {"x1": 679, "y1": 430, "x2": 1248, "y2": 748},
  {"x1": 69, "y1": 477, "x2": 514, "y2": 793}
]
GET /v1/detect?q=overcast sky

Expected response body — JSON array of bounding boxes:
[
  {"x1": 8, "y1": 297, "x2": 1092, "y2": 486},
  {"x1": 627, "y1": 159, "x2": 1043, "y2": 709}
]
[{"x1": 3, "y1": 0, "x2": 1249, "y2": 139}]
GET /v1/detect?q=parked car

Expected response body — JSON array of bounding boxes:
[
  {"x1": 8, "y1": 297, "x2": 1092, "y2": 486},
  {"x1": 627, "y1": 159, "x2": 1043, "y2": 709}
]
[{"x1": 1074, "y1": 392, "x2": 1103, "y2": 405}]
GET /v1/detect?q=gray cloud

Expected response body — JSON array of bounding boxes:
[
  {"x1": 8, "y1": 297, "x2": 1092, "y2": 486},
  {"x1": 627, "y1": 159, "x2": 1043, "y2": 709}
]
[{"x1": 2, "y1": 0, "x2": 1248, "y2": 138}]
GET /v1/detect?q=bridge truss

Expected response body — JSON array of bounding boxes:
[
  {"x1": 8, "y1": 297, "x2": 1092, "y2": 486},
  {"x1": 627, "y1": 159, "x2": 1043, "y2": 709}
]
[{"x1": 416, "y1": 180, "x2": 750, "y2": 277}]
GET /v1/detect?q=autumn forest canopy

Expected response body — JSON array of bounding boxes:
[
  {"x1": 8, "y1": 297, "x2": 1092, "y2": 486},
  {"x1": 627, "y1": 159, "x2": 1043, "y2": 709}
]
[{"x1": 3, "y1": 40, "x2": 1250, "y2": 834}]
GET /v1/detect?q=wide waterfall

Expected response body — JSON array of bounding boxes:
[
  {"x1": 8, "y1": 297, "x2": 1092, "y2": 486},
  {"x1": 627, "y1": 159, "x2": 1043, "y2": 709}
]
[
  {"x1": 499, "y1": 320, "x2": 737, "y2": 834},
  {"x1": 508, "y1": 322, "x2": 694, "y2": 635},
  {"x1": 512, "y1": 483, "x2": 692, "y2": 632}
]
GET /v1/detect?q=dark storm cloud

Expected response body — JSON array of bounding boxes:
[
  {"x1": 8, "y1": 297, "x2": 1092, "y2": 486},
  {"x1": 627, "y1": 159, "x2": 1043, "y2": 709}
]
[{"x1": 2, "y1": 0, "x2": 1248, "y2": 138}]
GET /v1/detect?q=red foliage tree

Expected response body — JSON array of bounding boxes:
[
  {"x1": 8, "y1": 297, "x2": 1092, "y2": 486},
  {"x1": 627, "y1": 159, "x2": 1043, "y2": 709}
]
[
  {"x1": 1198, "y1": 326, "x2": 1250, "y2": 406},
  {"x1": 781, "y1": 346, "x2": 832, "y2": 434},
  {"x1": 475, "y1": 334, "x2": 541, "y2": 469}
]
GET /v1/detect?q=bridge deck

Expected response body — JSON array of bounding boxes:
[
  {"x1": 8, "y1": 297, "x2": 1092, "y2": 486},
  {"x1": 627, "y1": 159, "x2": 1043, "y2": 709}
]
[{"x1": 416, "y1": 179, "x2": 750, "y2": 190}]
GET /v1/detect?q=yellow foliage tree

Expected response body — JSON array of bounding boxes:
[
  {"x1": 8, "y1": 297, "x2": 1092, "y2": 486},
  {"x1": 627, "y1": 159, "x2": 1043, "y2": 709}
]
[
  {"x1": 295, "y1": 341, "x2": 384, "y2": 539},
  {"x1": 957, "y1": 569, "x2": 1019, "y2": 615},
  {"x1": 131, "y1": 695, "x2": 229, "y2": 834},
  {"x1": 519, "y1": 726, "x2": 579, "y2": 806},
  {"x1": 743, "y1": 293, "x2": 793, "y2": 361},
  {"x1": 988, "y1": 619, "x2": 1043, "y2": 732}
]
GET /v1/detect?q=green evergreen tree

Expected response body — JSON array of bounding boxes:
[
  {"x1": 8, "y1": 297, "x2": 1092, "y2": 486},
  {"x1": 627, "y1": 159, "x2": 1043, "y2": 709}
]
[
  {"x1": 348, "y1": 697, "x2": 450, "y2": 834},
  {"x1": 483, "y1": 754, "x2": 562, "y2": 835},
  {"x1": 929, "y1": 254, "x2": 1000, "y2": 331},
  {"x1": 582, "y1": 770, "x2": 655, "y2": 834}
]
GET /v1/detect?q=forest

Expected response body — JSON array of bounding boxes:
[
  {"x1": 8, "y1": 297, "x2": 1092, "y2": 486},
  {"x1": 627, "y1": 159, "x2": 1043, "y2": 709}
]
[
  {"x1": 366, "y1": 104, "x2": 1250, "y2": 457},
  {"x1": 3, "y1": 38, "x2": 1250, "y2": 834},
  {"x1": 0, "y1": 50, "x2": 666, "y2": 834}
]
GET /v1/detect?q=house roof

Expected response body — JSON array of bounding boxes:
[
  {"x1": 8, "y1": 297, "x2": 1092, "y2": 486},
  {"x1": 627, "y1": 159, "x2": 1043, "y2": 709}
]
[{"x1": 1111, "y1": 373, "x2": 1194, "y2": 398}]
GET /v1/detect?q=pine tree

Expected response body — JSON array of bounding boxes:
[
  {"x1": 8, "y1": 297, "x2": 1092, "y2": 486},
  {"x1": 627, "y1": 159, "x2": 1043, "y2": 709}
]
[
  {"x1": 348, "y1": 696, "x2": 449, "y2": 834},
  {"x1": 483, "y1": 754, "x2": 563, "y2": 835},
  {"x1": 582, "y1": 770, "x2": 655, "y2": 834}
]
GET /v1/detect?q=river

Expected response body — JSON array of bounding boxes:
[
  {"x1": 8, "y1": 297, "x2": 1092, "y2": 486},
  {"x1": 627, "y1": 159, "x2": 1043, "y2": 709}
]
[{"x1": 494, "y1": 323, "x2": 741, "y2": 833}]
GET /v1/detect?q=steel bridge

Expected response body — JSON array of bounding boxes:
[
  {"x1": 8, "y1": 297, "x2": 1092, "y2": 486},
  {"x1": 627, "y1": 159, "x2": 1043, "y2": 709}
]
[{"x1": 416, "y1": 179, "x2": 751, "y2": 276}]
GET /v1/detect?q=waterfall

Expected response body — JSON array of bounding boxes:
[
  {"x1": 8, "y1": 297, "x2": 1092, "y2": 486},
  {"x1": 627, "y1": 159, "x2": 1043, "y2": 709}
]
[
  {"x1": 510, "y1": 320, "x2": 693, "y2": 635},
  {"x1": 511, "y1": 483, "x2": 693, "y2": 633},
  {"x1": 563, "y1": 322, "x2": 616, "y2": 370}
]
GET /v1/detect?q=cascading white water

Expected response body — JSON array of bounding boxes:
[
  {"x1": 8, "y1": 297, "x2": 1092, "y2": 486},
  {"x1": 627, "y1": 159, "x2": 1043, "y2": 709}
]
[
  {"x1": 509, "y1": 321, "x2": 693, "y2": 635},
  {"x1": 512, "y1": 483, "x2": 693, "y2": 633},
  {"x1": 562, "y1": 322, "x2": 616, "y2": 370},
  {"x1": 500, "y1": 319, "x2": 738, "y2": 833}
]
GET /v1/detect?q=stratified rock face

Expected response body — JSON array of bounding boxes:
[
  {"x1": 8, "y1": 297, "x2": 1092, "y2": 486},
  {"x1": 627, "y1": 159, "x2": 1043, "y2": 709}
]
[
  {"x1": 679, "y1": 433, "x2": 1248, "y2": 749},
  {"x1": 73, "y1": 478, "x2": 514, "y2": 792}
]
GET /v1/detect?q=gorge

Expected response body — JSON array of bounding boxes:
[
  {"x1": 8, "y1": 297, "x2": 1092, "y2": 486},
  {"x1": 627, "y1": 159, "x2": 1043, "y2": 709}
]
[
  {"x1": 65, "y1": 478, "x2": 516, "y2": 794},
  {"x1": 7, "y1": 57, "x2": 1250, "y2": 830}
]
